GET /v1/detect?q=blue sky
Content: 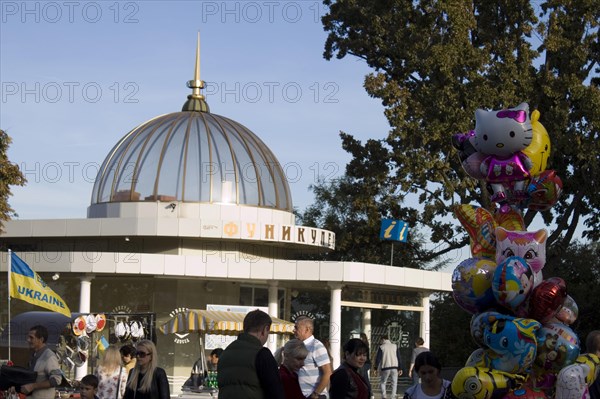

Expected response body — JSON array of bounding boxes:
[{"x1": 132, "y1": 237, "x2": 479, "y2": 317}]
[{"x1": 1, "y1": 1, "x2": 391, "y2": 219}]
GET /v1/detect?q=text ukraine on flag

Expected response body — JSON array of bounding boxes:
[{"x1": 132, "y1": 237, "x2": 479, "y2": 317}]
[{"x1": 9, "y1": 252, "x2": 71, "y2": 317}]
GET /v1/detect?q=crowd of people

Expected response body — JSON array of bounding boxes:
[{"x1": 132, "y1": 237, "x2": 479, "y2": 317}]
[
  {"x1": 7, "y1": 325, "x2": 171, "y2": 399},
  {"x1": 17, "y1": 316, "x2": 600, "y2": 399},
  {"x1": 8, "y1": 320, "x2": 432, "y2": 399}
]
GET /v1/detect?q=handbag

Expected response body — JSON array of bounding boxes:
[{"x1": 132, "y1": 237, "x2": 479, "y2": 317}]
[
  {"x1": 0, "y1": 365, "x2": 37, "y2": 391},
  {"x1": 115, "y1": 366, "x2": 123, "y2": 399}
]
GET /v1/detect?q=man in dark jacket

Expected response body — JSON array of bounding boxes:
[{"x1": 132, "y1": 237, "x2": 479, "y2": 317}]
[{"x1": 217, "y1": 310, "x2": 284, "y2": 399}]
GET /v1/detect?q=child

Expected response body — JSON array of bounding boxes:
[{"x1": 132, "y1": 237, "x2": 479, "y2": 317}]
[{"x1": 80, "y1": 375, "x2": 100, "y2": 399}]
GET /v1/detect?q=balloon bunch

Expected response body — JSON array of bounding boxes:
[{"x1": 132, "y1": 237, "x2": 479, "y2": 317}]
[
  {"x1": 452, "y1": 103, "x2": 562, "y2": 214},
  {"x1": 449, "y1": 103, "x2": 600, "y2": 399}
]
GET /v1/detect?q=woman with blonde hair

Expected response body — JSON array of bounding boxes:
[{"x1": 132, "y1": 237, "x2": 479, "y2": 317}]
[
  {"x1": 96, "y1": 345, "x2": 128, "y2": 399},
  {"x1": 123, "y1": 340, "x2": 169, "y2": 399},
  {"x1": 279, "y1": 339, "x2": 309, "y2": 399}
]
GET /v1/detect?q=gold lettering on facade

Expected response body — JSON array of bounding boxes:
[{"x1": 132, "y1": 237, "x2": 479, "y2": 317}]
[
  {"x1": 265, "y1": 224, "x2": 275, "y2": 239},
  {"x1": 282, "y1": 226, "x2": 291, "y2": 241},
  {"x1": 223, "y1": 222, "x2": 239, "y2": 237},
  {"x1": 247, "y1": 223, "x2": 256, "y2": 238},
  {"x1": 297, "y1": 228, "x2": 305, "y2": 242}
]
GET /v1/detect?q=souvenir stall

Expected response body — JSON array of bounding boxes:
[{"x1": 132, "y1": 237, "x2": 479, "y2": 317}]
[
  {"x1": 159, "y1": 309, "x2": 295, "y2": 398},
  {"x1": 0, "y1": 311, "x2": 156, "y2": 384}
]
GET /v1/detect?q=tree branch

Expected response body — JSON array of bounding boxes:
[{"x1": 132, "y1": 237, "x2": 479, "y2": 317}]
[{"x1": 548, "y1": 190, "x2": 584, "y2": 245}]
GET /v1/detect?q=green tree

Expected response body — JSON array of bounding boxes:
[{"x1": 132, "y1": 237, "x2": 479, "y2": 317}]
[
  {"x1": 543, "y1": 241, "x2": 600, "y2": 351},
  {"x1": 313, "y1": 0, "x2": 600, "y2": 265},
  {"x1": 0, "y1": 129, "x2": 26, "y2": 232},
  {"x1": 301, "y1": 174, "x2": 428, "y2": 268},
  {"x1": 430, "y1": 293, "x2": 476, "y2": 366}
]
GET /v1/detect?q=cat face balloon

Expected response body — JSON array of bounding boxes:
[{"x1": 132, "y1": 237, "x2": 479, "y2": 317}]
[
  {"x1": 474, "y1": 103, "x2": 533, "y2": 158},
  {"x1": 496, "y1": 227, "x2": 548, "y2": 287}
]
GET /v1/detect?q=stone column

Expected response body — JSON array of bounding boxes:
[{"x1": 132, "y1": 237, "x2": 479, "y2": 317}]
[
  {"x1": 75, "y1": 275, "x2": 94, "y2": 380},
  {"x1": 362, "y1": 309, "x2": 372, "y2": 340},
  {"x1": 268, "y1": 281, "x2": 279, "y2": 353},
  {"x1": 421, "y1": 293, "x2": 431, "y2": 348},
  {"x1": 328, "y1": 282, "x2": 342, "y2": 369}
]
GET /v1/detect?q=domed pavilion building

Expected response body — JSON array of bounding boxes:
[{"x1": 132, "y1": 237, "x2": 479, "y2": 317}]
[{"x1": 0, "y1": 40, "x2": 451, "y2": 392}]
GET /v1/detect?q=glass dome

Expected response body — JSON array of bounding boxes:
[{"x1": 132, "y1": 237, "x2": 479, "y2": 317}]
[{"x1": 90, "y1": 111, "x2": 292, "y2": 211}]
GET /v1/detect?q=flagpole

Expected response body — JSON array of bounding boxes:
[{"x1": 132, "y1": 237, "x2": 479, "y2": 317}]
[{"x1": 8, "y1": 249, "x2": 12, "y2": 361}]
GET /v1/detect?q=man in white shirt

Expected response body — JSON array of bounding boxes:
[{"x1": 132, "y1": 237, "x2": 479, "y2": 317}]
[
  {"x1": 374, "y1": 335, "x2": 403, "y2": 399},
  {"x1": 294, "y1": 316, "x2": 332, "y2": 399}
]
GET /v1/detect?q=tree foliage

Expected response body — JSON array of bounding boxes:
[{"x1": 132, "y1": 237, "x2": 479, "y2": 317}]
[
  {"x1": 309, "y1": 0, "x2": 600, "y2": 266},
  {"x1": 301, "y1": 174, "x2": 428, "y2": 268},
  {"x1": 0, "y1": 129, "x2": 26, "y2": 232},
  {"x1": 543, "y1": 241, "x2": 600, "y2": 351},
  {"x1": 430, "y1": 293, "x2": 476, "y2": 367}
]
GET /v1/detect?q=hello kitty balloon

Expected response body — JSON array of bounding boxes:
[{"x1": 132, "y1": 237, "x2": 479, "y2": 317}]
[{"x1": 473, "y1": 103, "x2": 534, "y2": 209}]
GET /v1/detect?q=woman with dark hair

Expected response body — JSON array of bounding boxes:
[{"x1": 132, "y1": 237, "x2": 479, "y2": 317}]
[
  {"x1": 123, "y1": 340, "x2": 169, "y2": 399},
  {"x1": 403, "y1": 352, "x2": 453, "y2": 399},
  {"x1": 329, "y1": 338, "x2": 370, "y2": 399},
  {"x1": 119, "y1": 345, "x2": 136, "y2": 374}
]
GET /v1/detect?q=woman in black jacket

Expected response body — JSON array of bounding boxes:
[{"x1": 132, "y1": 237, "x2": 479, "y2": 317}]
[
  {"x1": 330, "y1": 339, "x2": 370, "y2": 399},
  {"x1": 123, "y1": 340, "x2": 169, "y2": 399}
]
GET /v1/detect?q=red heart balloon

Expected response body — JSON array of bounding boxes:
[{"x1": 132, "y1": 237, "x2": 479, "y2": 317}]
[{"x1": 528, "y1": 277, "x2": 567, "y2": 323}]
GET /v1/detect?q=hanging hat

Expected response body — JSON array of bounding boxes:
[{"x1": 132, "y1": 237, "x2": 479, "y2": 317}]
[
  {"x1": 77, "y1": 335, "x2": 90, "y2": 351},
  {"x1": 72, "y1": 349, "x2": 86, "y2": 367},
  {"x1": 72, "y1": 316, "x2": 86, "y2": 336},
  {"x1": 85, "y1": 314, "x2": 97, "y2": 334},
  {"x1": 95, "y1": 314, "x2": 107, "y2": 332},
  {"x1": 115, "y1": 321, "x2": 130, "y2": 340},
  {"x1": 130, "y1": 321, "x2": 145, "y2": 339}
]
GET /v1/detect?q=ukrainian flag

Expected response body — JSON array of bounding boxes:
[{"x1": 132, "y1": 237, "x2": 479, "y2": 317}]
[
  {"x1": 97, "y1": 336, "x2": 109, "y2": 352},
  {"x1": 9, "y1": 252, "x2": 71, "y2": 317}
]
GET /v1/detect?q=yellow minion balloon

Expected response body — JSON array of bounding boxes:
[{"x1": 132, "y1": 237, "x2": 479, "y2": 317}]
[
  {"x1": 523, "y1": 110, "x2": 551, "y2": 176},
  {"x1": 451, "y1": 366, "x2": 521, "y2": 399},
  {"x1": 575, "y1": 353, "x2": 600, "y2": 384}
]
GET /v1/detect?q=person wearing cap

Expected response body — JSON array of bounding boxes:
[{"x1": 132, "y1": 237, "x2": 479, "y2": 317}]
[
  {"x1": 217, "y1": 310, "x2": 284, "y2": 399},
  {"x1": 20, "y1": 325, "x2": 63, "y2": 399}
]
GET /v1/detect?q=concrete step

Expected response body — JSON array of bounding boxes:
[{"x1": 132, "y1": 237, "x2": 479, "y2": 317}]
[{"x1": 367, "y1": 375, "x2": 413, "y2": 398}]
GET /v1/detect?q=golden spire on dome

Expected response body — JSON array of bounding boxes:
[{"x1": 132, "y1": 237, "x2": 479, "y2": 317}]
[{"x1": 182, "y1": 32, "x2": 210, "y2": 112}]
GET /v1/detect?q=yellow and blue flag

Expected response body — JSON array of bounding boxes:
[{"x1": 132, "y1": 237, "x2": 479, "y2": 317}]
[
  {"x1": 97, "y1": 336, "x2": 110, "y2": 352},
  {"x1": 9, "y1": 252, "x2": 71, "y2": 317}
]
